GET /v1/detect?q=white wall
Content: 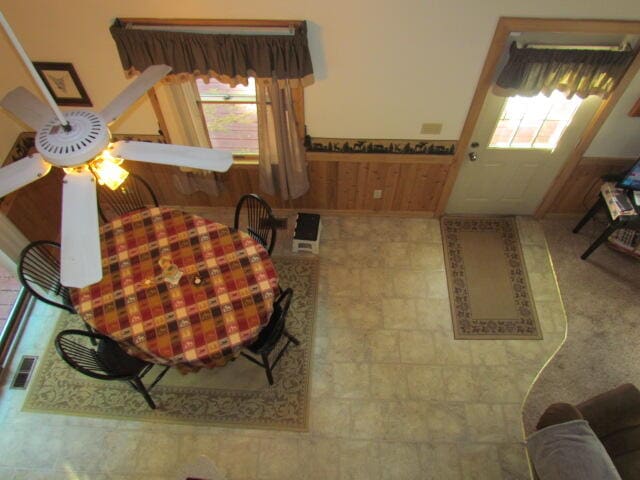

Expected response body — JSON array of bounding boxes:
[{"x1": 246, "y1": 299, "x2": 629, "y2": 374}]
[
  {"x1": 0, "y1": 0, "x2": 639, "y2": 160},
  {"x1": 587, "y1": 71, "x2": 640, "y2": 158}
]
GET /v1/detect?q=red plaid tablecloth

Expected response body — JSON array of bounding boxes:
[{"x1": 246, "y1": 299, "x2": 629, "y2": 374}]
[{"x1": 69, "y1": 207, "x2": 279, "y2": 369}]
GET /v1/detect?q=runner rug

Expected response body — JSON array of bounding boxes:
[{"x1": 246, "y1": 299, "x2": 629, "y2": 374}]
[
  {"x1": 441, "y1": 216, "x2": 541, "y2": 339},
  {"x1": 23, "y1": 255, "x2": 318, "y2": 431}
]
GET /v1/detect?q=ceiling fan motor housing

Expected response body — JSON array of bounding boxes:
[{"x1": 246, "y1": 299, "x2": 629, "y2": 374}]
[{"x1": 35, "y1": 110, "x2": 109, "y2": 167}]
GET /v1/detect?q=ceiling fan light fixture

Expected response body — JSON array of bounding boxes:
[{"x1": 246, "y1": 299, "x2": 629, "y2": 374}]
[{"x1": 89, "y1": 152, "x2": 129, "y2": 190}]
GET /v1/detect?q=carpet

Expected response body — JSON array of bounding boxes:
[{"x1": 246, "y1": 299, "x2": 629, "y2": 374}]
[
  {"x1": 23, "y1": 255, "x2": 318, "y2": 432},
  {"x1": 523, "y1": 218, "x2": 640, "y2": 434},
  {"x1": 441, "y1": 216, "x2": 541, "y2": 339}
]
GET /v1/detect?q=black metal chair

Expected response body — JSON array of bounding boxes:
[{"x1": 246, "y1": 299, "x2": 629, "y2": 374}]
[
  {"x1": 97, "y1": 172, "x2": 158, "y2": 222},
  {"x1": 18, "y1": 240, "x2": 76, "y2": 313},
  {"x1": 241, "y1": 288, "x2": 299, "y2": 385},
  {"x1": 233, "y1": 194, "x2": 278, "y2": 255},
  {"x1": 18, "y1": 240, "x2": 97, "y2": 342},
  {"x1": 55, "y1": 329, "x2": 170, "y2": 409}
]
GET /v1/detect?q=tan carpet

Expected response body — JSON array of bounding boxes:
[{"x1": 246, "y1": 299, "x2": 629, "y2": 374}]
[
  {"x1": 441, "y1": 216, "x2": 542, "y2": 339},
  {"x1": 23, "y1": 255, "x2": 318, "y2": 432},
  {"x1": 523, "y1": 217, "x2": 640, "y2": 434}
]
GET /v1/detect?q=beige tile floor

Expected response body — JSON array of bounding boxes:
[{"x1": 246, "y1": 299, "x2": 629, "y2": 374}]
[{"x1": 0, "y1": 214, "x2": 566, "y2": 480}]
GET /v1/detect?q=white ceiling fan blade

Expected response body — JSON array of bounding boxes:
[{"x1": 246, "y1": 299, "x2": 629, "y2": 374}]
[
  {"x1": 0, "y1": 154, "x2": 51, "y2": 197},
  {"x1": 0, "y1": 87, "x2": 54, "y2": 131},
  {"x1": 100, "y1": 65, "x2": 172, "y2": 125},
  {"x1": 60, "y1": 170, "x2": 102, "y2": 288},
  {"x1": 109, "y1": 141, "x2": 233, "y2": 172}
]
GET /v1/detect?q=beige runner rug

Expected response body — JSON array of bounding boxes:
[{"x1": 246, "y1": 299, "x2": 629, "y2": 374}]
[
  {"x1": 23, "y1": 255, "x2": 318, "y2": 431},
  {"x1": 441, "y1": 216, "x2": 541, "y2": 339}
]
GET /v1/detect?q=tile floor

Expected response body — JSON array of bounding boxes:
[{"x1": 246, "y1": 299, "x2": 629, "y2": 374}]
[{"x1": 0, "y1": 214, "x2": 566, "y2": 479}]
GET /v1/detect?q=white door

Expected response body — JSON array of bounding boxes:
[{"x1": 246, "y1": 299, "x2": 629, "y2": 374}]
[{"x1": 446, "y1": 90, "x2": 602, "y2": 215}]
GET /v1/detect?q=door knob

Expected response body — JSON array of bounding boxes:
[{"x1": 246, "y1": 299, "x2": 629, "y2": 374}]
[{"x1": 468, "y1": 151, "x2": 478, "y2": 162}]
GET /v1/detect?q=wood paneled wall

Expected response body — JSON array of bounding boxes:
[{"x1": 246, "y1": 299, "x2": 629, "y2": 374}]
[
  {"x1": 546, "y1": 156, "x2": 636, "y2": 214},
  {"x1": 1, "y1": 133, "x2": 454, "y2": 242},
  {"x1": 120, "y1": 151, "x2": 453, "y2": 213}
]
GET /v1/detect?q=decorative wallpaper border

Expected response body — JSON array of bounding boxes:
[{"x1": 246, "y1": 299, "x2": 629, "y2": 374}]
[{"x1": 304, "y1": 136, "x2": 456, "y2": 155}]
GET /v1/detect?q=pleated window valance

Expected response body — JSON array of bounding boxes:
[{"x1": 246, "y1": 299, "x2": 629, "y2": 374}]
[
  {"x1": 495, "y1": 42, "x2": 635, "y2": 99},
  {"x1": 109, "y1": 19, "x2": 315, "y2": 87}
]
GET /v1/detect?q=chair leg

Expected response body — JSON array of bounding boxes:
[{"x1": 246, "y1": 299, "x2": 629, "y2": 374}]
[
  {"x1": 284, "y1": 329, "x2": 300, "y2": 346},
  {"x1": 262, "y1": 352, "x2": 274, "y2": 385},
  {"x1": 83, "y1": 322, "x2": 97, "y2": 346},
  {"x1": 130, "y1": 377, "x2": 157, "y2": 409},
  {"x1": 146, "y1": 365, "x2": 171, "y2": 391}
]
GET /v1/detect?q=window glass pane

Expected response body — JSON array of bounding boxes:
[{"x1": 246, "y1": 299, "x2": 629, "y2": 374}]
[
  {"x1": 502, "y1": 97, "x2": 528, "y2": 120},
  {"x1": 511, "y1": 122, "x2": 538, "y2": 147},
  {"x1": 522, "y1": 97, "x2": 551, "y2": 121},
  {"x1": 547, "y1": 96, "x2": 581, "y2": 120},
  {"x1": 200, "y1": 103, "x2": 259, "y2": 154},
  {"x1": 196, "y1": 78, "x2": 256, "y2": 101},
  {"x1": 489, "y1": 90, "x2": 582, "y2": 150},
  {"x1": 532, "y1": 120, "x2": 560, "y2": 148},
  {"x1": 489, "y1": 119, "x2": 518, "y2": 147}
]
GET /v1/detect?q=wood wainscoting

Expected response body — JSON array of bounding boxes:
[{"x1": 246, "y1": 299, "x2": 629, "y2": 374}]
[
  {"x1": 0, "y1": 132, "x2": 454, "y2": 242},
  {"x1": 119, "y1": 150, "x2": 453, "y2": 213},
  {"x1": 546, "y1": 156, "x2": 636, "y2": 214}
]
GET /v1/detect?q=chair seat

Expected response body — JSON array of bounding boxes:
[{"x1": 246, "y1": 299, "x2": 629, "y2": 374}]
[{"x1": 96, "y1": 339, "x2": 148, "y2": 377}]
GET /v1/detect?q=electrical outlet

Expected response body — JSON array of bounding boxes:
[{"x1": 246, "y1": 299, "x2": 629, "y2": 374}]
[{"x1": 373, "y1": 189, "x2": 382, "y2": 199}]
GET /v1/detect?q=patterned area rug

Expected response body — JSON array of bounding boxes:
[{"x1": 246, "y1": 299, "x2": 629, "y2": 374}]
[
  {"x1": 441, "y1": 217, "x2": 541, "y2": 339},
  {"x1": 23, "y1": 256, "x2": 318, "y2": 431}
]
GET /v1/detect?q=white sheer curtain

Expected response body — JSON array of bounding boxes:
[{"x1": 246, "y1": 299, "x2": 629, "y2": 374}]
[
  {"x1": 154, "y1": 81, "x2": 222, "y2": 196},
  {"x1": 256, "y1": 79, "x2": 309, "y2": 200}
]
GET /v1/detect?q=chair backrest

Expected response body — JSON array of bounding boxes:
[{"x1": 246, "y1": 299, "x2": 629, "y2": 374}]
[
  {"x1": 233, "y1": 194, "x2": 277, "y2": 254},
  {"x1": 54, "y1": 329, "x2": 140, "y2": 381},
  {"x1": 252, "y1": 288, "x2": 293, "y2": 354},
  {"x1": 97, "y1": 172, "x2": 158, "y2": 222},
  {"x1": 18, "y1": 240, "x2": 74, "y2": 313}
]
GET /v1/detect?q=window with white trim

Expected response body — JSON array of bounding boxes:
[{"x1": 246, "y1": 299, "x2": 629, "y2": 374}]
[
  {"x1": 195, "y1": 77, "x2": 259, "y2": 156},
  {"x1": 489, "y1": 91, "x2": 583, "y2": 150}
]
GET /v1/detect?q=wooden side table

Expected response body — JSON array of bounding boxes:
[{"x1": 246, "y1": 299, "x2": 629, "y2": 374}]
[{"x1": 573, "y1": 184, "x2": 640, "y2": 260}]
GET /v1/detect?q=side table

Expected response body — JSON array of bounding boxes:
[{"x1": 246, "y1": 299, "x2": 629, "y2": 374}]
[{"x1": 573, "y1": 184, "x2": 640, "y2": 260}]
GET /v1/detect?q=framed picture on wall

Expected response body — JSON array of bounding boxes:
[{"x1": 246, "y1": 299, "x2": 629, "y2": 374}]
[{"x1": 32, "y1": 62, "x2": 92, "y2": 107}]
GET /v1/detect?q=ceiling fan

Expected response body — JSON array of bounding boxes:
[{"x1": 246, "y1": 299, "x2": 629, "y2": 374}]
[{"x1": 0, "y1": 11, "x2": 233, "y2": 288}]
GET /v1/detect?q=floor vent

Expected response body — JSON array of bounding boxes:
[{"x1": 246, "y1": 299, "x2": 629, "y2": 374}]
[{"x1": 11, "y1": 355, "x2": 38, "y2": 389}]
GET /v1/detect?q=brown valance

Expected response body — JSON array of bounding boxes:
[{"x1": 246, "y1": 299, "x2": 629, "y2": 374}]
[
  {"x1": 109, "y1": 19, "x2": 314, "y2": 87},
  {"x1": 495, "y1": 42, "x2": 634, "y2": 99}
]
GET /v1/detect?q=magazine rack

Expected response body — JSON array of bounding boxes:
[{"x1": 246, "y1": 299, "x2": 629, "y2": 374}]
[{"x1": 573, "y1": 182, "x2": 640, "y2": 260}]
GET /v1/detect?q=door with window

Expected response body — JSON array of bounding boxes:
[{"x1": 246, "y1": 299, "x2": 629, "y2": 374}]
[{"x1": 446, "y1": 90, "x2": 602, "y2": 215}]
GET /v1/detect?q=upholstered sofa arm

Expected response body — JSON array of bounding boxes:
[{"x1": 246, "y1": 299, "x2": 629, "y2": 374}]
[
  {"x1": 577, "y1": 384, "x2": 640, "y2": 439},
  {"x1": 537, "y1": 402, "x2": 583, "y2": 430}
]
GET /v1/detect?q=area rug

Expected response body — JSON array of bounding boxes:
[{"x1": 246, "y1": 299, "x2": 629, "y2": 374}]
[
  {"x1": 23, "y1": 255, "x2": 318, "y2": 431},
  {"x1": 441, "y1": 216, "x2": 541, "y2": 339}
]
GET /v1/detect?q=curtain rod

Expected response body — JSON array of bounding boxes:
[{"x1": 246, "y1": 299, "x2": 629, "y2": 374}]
[
  {"x1": 523, "y1": 42, "x2": 629, "y2": 51},
  {"x1": 118, "y1": 18, "x2": 303, "y2": 35}
]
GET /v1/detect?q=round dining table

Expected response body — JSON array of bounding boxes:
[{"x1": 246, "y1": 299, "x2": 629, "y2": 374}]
[{"x1": 69, "y1": 207, "x2": 279, "y2": 370}]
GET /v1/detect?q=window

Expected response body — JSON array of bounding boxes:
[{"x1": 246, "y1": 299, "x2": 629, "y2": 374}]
[
  {"x1": 489, "y1": 91, "x2": 583, "y2": 150},
  {"x1": 196, "y1": 78, "x2": 259, "y2": 156}
]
